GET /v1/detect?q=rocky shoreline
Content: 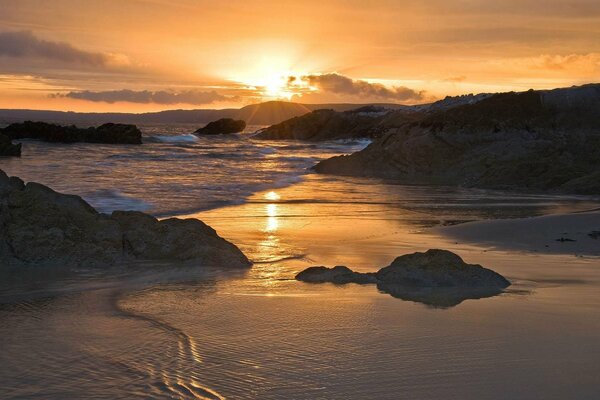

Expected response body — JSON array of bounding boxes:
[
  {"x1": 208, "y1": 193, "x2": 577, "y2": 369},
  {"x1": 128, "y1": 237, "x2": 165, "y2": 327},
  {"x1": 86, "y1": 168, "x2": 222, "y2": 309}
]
[
  {"x1": 313, "y1": 84, "x2": 600, "y2": 195},
  {"x1": 0, "y1": 169, "x2": 251, "y2": 269}
]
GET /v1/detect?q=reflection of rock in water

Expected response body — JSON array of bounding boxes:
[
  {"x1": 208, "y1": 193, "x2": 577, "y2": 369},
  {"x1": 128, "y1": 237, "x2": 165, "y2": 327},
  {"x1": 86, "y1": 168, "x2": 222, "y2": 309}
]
[
  {"x1": 376, "y1": 282, "x2": 504, "y2": 308},
  {"x1": 296, "y1": 249, "x2": 510, "y2": 308}
]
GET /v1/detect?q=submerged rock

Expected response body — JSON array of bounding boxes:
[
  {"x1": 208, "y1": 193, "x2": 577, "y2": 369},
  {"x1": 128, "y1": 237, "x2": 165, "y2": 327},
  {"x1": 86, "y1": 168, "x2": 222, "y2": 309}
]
[
  {"x1": 0, "y1": 133, "x2": 21, "y2": 157},
  {"x1": 194, "y1": 118, "x2": 246, "y2": 135},
  {"x1": 0, "y1": 169, "x2": 251, "y2": 268},
  {"x1": 295, "y1": 249, "x2": 510, "y2": 307},
  {"x1": 1, "y1": 121, "x2": 142, "y2": 144}
]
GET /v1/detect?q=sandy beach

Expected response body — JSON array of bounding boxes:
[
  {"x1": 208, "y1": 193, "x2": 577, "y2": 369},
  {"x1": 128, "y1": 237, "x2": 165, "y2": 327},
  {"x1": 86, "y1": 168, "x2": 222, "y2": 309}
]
[{"x1": 435, "y1": 210, "x2": 600, "y2": 257}]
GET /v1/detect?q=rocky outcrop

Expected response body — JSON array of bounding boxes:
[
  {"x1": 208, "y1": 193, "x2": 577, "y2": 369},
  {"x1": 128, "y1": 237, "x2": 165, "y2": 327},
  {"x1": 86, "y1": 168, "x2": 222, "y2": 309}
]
[
  {"x1": 253, "y1": 108, "x2": 408, "y2": 141},
  {"x1": 315, "y1": 84, "x2": 600, "y2": 194},
  {"x1": 1, "y1": 121, "x2": 142, "y2": 144},
  {"x1": 0, "y1": 133, "x2": 21, "y2": 157},
  {"x1": 296, "y1": 249, "x2": 510, "y2": 307},
  {"x1": 0, "y1": 169, "x2": 251, "y2": 268},
  {"x1": 194, "y1": 118, "x2": 246, "y2": 135}
]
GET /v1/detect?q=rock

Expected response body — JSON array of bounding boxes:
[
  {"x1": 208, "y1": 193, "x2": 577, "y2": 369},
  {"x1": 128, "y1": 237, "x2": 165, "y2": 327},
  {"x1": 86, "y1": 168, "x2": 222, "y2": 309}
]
[
  {"x1": 194, "y1": 118, "x2": 246, "y2": 135},
  {"x1": 1, "y1": 121, "x2": 142, "y2": 144},
  {"x1": 589, "y1": 231, "x2": 600, "y2": 239},
  {"x1": 0, "y1": 133, "x2": 21, "y2": 157},
  {"x1": 375, "y1": 249, "x2": 510, "y2": 288},
  {"x1": 0, "y1": 169, "x2": 250, "y2": 268},
  {"x1": 253, "y1": 108, "x2": 398, "y2": 141},
  {"x1": 295, "y1": 249, "x2": 510, "y2": 307},
  {"x1": 314, "y1": 84, "x2": 600, "y2": 195},
  {"x1": 295, "y1": 265, "x2": 377, "y2": 284}
]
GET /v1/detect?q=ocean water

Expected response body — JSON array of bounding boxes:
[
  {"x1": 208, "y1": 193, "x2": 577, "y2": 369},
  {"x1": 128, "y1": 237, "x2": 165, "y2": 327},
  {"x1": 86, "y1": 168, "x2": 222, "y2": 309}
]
[
  {"x1": 1, "y1": 124, "x2": 600, "y2": 399},
  {"x1": 0, "y1": 124, "x2": 371, "y2": 216}
]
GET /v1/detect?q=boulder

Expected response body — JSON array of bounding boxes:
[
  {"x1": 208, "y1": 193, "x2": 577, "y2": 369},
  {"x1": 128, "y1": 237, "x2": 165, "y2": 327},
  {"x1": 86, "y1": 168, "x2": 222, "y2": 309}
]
[
  {"x1": 375, "y1": 249, "x2": 510, "y2": 288},
  {"x1": 0, "y1": 169, "x2": 250, "y2": 268},
  {"x1": 0, "y1": 133, "x2": 21, "y2": 157},
  {"x1": 194, "y1": 118, "x2": 246, "y2": 135},
  {"x1": 295, "y1": 249, "x2": 510, "y2": 307},
  {"x1": 1, "y1": 121, "x2": 142, "y2": 144}
]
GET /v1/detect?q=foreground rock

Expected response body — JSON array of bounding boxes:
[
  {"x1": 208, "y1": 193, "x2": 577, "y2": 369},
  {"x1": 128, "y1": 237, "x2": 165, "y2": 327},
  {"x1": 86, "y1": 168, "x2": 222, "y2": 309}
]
[
  {"x1": 296, "y1": 249, "x2": 510, "y2": 307},
  {"x1": 1, "y1": 121, "x2": 142, "y2": 144},
  {"x1": 194, "y1": 118, "x2": 246, "y2": 135},
  {"x1": 0, "y1": 169, "x2": 251, "y2": 268},
  {"x1": 0, "y1": 133, "x2": 21, "y2": 157},
  {"x1": 315, "y1": 84, "x2": 600, "y2": 195}
]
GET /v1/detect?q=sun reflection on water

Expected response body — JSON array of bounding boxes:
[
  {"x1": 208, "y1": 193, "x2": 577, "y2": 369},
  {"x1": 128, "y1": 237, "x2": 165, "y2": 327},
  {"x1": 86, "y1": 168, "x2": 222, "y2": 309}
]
[{"x1": 265, "y1": 203, "x2": 279, "y2": 233}]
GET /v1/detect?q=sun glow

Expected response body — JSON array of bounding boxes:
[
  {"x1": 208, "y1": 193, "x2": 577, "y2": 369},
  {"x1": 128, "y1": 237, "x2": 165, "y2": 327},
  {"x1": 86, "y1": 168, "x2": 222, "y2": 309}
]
[{"x1": 264, "y1": 191, "x2": 281, "y2": 201}]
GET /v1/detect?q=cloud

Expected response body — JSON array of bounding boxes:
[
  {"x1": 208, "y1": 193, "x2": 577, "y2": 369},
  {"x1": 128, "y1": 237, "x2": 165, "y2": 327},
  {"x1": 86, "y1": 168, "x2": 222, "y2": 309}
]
[
  {"x1": 297, "y1": 73, "x2": 425, "y2": 101},
  {"x1": 54, "y1": 89, "x2": 237, "y2": 105},
  {"x1": 0, "y1": 30, "x2": 123, "y2": 66}
]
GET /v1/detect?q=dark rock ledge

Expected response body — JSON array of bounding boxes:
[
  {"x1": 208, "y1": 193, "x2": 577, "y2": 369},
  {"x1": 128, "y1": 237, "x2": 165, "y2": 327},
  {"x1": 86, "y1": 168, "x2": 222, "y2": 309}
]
[{"x1": 0, "y1": 121, "x2": 143, "y2": 144}]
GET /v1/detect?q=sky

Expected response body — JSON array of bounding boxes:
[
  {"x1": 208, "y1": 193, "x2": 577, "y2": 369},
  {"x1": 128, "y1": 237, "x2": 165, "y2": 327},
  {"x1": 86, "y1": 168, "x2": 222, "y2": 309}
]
[{"x1": 0, "y1": 0, "x2": 599, "y2": 112}]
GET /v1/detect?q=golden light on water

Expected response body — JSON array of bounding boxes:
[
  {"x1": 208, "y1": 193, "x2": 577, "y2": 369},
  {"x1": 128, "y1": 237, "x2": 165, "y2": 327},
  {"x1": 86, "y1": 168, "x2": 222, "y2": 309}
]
[{"x1": 265, "y1": 203, "x2": 279, "y2": 233}]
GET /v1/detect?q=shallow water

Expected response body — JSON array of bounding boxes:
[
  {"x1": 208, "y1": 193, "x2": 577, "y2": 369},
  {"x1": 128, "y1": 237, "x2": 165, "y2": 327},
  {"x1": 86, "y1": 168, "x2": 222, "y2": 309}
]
[{"x1": 1, "y1": 129, "x2": 600, "y2": 399}]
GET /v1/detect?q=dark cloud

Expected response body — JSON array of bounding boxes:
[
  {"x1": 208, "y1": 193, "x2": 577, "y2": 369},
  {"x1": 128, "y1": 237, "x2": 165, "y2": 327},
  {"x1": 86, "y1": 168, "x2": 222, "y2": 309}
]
[
  {"x1": 299, "y1": 73, "x2": 425, "y2": 101},
  {"x1": 0, "y1": 31, "x2": 113, "y2": 66},
  {"x1": 54, "y1": 89, "x2": 236, "y2": 105}
]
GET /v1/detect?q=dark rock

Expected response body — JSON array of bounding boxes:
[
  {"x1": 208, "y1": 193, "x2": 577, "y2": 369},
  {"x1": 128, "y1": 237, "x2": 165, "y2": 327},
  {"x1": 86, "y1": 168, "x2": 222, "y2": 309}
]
[
  {"x1": 375, "y1": 249, "x2": 511, "y2": 288},
  {"x1": 0, "y1": 133, "x2": 21, "y2": 157},
  {"x1": 0, "y1": 169, "x2": 250, "y2": 268},
  {"x1": 589, "y1": 231, "x2": 600, "y2": 239},
  {"x1": 314, "y1": 84, "x2": 600, "y2": 194},
  {"x1": 253, "y1": 108, "x2": 401, "y2": 141},
  {"x1": 295, "y1": 265, "x2": 377, "y2": 284},
  {"x1": 194, "y1": 118, "x2": 246, "y2": 135},
  {"x1": 1, "y1": 121, "x2": 142, "y2": 144},
  {"x1": 295, "y1": 249, "x2": 510, "y2": 307}
]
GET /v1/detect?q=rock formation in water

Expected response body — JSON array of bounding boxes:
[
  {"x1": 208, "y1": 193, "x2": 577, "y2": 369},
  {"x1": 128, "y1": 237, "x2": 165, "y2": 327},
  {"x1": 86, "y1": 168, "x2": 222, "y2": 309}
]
[
  {"x1": 253, "y1": 107, "x2": 413, "y2": 141},
  {"x1": 0, "y1": 133, "x2": 21, "y2": 157},
  {"x1": 0, "y1": 121, "x2": 143, "y2": 144},
  {"x1": 194, "y1": 118, "x2": 246, "y2": 135},
  {"x1": 0, "y1": 169, "x2": 251, "y2": 268},
  {"x1": 314, "y1": 84, "x2": 600, "y2": 194},
  {"x1": 296, "y1": 249, "x2": 510, "y2": 307}
]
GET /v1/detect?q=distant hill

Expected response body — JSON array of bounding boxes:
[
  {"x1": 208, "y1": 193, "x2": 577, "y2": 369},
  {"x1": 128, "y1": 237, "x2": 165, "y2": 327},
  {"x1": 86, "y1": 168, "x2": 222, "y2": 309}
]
[{"x1": 0, "y1": 101, "x2": 404, "y2": 127}]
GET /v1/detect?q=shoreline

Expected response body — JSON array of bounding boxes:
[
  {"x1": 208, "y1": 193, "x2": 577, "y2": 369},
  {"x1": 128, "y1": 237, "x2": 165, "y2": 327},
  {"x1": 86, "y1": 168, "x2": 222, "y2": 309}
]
[{"x1": 433, "y1": 210, "x2": 600, "y2": 257}]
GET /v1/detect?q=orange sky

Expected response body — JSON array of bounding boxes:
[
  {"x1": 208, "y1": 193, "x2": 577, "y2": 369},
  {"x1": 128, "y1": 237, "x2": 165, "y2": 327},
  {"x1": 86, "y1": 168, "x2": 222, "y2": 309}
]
[{"x1": 0, "y1": 0, "x2": 599, "y2": 112}]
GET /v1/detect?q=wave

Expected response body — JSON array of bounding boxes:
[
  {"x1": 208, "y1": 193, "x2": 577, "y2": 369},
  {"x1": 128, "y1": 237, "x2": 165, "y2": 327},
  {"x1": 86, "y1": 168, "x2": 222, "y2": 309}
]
[
  {"x1": 83, "y1": 189, "x2": 153, "y2": 214},
  {"x1": 145, "y1": 134, "x2": 199, "y2": 144}
]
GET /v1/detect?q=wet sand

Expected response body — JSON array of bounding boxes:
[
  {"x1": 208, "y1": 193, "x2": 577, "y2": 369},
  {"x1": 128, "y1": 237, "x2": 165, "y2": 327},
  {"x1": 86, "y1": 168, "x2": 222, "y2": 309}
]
[
  {"x1": 2, "y1": 174, "x2": 599, "y2": 399},
  {"x1": 435, "y1": 210, "x2": 600, "y2": 256}
]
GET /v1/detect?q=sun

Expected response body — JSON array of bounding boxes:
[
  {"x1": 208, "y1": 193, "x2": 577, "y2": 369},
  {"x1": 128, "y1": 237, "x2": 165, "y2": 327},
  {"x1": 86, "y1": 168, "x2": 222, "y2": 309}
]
[{"x1": 230, "y1": 54, "x2": 301, "y2": 100}]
